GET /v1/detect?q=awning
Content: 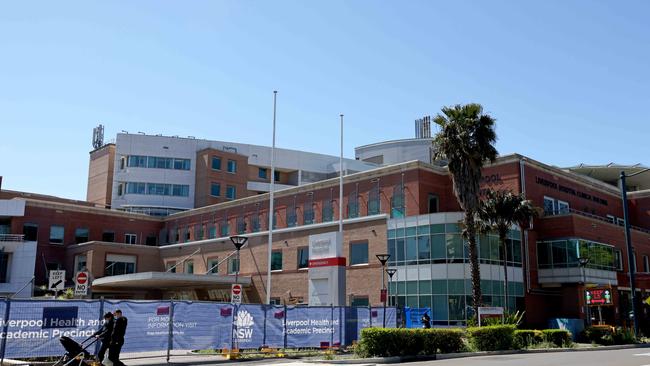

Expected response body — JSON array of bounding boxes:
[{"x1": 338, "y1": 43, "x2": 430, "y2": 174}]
[{"x1": 92, "y1": 272, "x2": 252, "y2": 290}]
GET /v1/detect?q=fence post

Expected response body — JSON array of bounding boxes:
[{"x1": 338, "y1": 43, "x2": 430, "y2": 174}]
[
  {"x1": 166, "y1": 300, "x2": 174, "y2": 363},
  {"x1": 330, "y1": 304, "x2": 334, "y2": 349},
  {"x1": 283, "y1": 304, "x2": 287, "y2": 349},
  {"x1": 230, "y1": 304, "x2": 236, "y2": 351},
  {"x1": 262, "y1": 304, "x2": 267, "y2": 347},
  {"x1": 0, "y1": 298, "x2": 11, "y2": 365},
  {"x1": 95, "y1": 297, "x2": 105, "y2": 356}
]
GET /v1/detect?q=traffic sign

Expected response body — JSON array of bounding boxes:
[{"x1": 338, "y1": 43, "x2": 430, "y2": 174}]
[
  {"x1": 49, "y1": 270, "x2": 65, "y2": 291},
  {"x1": 74, "y1": 271, "x2": 89, "y2": 296},
  {"x1": 231, "y1": 284, "x2": 242, "y2": 305}
]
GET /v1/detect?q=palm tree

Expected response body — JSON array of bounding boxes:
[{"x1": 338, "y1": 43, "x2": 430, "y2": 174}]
[
  {"x1": 477, "y1": 189, "x2": 539, "y2": 310},
  {"x1": 433, "y1": 103, "x2": 498, "y2": 318}
]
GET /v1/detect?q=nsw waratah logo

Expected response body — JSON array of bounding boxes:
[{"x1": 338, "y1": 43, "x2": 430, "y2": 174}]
[{"x1": 234, "y1": 309, "x2": 254, "y2": 341}]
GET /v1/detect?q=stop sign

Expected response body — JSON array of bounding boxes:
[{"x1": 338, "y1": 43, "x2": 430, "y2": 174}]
[{"x1": 76, "y1": 272, "x2": 88, "y2": 285}]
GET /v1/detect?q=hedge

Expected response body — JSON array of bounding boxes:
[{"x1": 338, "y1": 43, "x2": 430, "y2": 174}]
[
  {"x1": 542, "y1": 329, "x2": 572, "y2": 347},
  {"x1": 467, "y1": 325, "x2": 516, "y2": 351},
  {"x1": 583, "y1": 326, "x2": 635, "y2": 345},
  {"x1": 356, "y1": 328, "x2": 464, "y2": 357},
  {"x1": 513, "y1": 329, "x2": 544, "y2": 349}
]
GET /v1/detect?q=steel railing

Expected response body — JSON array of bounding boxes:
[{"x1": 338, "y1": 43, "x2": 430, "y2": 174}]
[{"x1": 0, "y1": 234, "x2": 24, "y2": 242}]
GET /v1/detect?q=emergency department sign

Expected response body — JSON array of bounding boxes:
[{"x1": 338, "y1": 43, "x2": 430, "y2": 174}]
[{"x1": 585, "y1": 288, "x2": 613, "y2": 306}]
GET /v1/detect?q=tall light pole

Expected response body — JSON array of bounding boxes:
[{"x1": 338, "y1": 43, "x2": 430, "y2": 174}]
[
  {"x1": 266, "y1": 90, "x2": 277, "y2": 305},
  {"x1": 376, "y1": 254, "x2": 390, "y2": 327},
  {"x1": 386, "y1": 268, "x2": 397, "y2": 327},
  {"x1": 620, "y1": 168, "x2": 648, "y2": 337},
  {"x1": 230, "y1": 235, "x2": 248, "y2": 286},
  {"x1": 578, "y1": 256, "x2": 590, "y2": 327},
  {"x1": 339, "y1": 114, "x2": 344, "y2": 234}
]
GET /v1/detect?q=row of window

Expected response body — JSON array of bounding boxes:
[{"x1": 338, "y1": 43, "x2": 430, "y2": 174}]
[
  {"x1": 544, "y1": 196, "x2": 627, "y2": 225},
  {"x1": 165, "y1": 242, "x2": 369, "y2": 275},
  {"x1": 23, "y1": 223, "x2": 151, "y2": 245},
  {"x1": 74, "y1": 254, "x2": 137, "y2": 277},
  {"x1": 124, "y1": 155, "x2": 191, "y2": 170},
  {"x1": 390, "y1": 294, "x2": 524, "y2": 323},
  {"x1": 211, "y1": 156, "x2": 238, "y2": 173},
  {"x1": 118, "y1": 182, "x2": 190, "y2": 197},
  {"x1": 389, "y1": 279, "x2": 525, "y2": 297},
  {"x1": 210, "y1": 183, "x2": 237, "y2": 200},
  {"x1": 257, "y1": 167, "x2": 281, "y2": 182},
  {"x1": 537, "y1": 239, "x2": 616, "y2": 270}
]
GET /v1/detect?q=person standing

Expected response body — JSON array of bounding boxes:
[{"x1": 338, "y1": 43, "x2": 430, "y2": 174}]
[
  {"x1": 108, "y1": 309, "x2": 128, "y2": 366},
  {"x1": 93, "y1": 312, "x2": 114, "y2": 363},
  {"x1": 421, "y1": 312, "x2": 431, "y2": 329}
]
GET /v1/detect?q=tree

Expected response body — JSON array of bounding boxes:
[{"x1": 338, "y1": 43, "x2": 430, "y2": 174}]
[
  {"x1": 477, "y1": 189, "x2": 540, "y2": 310},
  {"x1": 433, "y1": 103, "x2": 498, "y2": 318}
]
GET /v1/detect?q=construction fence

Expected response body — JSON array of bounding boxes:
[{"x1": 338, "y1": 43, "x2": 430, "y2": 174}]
[{"x1": 0, "y1": 299, "x2": 397, "y2": 360}]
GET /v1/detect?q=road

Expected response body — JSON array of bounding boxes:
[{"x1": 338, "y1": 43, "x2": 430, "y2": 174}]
[{"x1": 124, "y1": 348, "x2": 650, "y2": 366}]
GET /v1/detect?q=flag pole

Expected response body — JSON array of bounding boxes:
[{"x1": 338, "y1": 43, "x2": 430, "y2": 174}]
[{"x1": 266, "y1": 91, "x2": 277, "y2": 305}]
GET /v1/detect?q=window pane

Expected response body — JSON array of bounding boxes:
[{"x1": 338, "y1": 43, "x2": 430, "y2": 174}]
[
  {"x1": 432, "y1": 295, "x2": 448, "y2": 320},
  {"x1": 50, "y1": 225, "x2": 64, "y2": 244},
  {"x1": 446, "y1": 234, "x2": 463, "y2": 260},
  {"x1": 211, "y1": 183, "x2": 221, "y2": 196},
  {"x1": 271, "y1": 251, "x2": 283, "y2": 270},
  {"x1": 227, "y1": 160, "x2": 237, "y2": 173},
  {"x1": 406, "y1": 237, "x2": 417, "y2": 262},
  {"x1": 396, "y1": 239, "x2": 405, "y2": 262},
  {"x1": 212, "y1": 157, "x2": 221, "y2": 170},
  {"x1": 75, "y1": 228, "x2": 89, "y2": 244},
  {"x1": 298, "y1": 248, "x2": 309, "y2": 269},
  {"x1": 258, "y1": 168, "x2": 267, "y2": 179},
  {"x1": 431, "y1": 235, "x2": 446, "y2": 260},
  {"x1": 552, "y1": 240, "x2": 568, "y2": 267},
  {"x1": 418, "y1": 236, "x2": 430, "y2": 260},
  {"x1": 350, "y1": 242, "x2": 368, "y2": 265}
]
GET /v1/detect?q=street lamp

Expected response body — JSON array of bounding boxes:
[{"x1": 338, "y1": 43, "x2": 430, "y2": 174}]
[
  {"x1": 386, "y1": 268, "x2": 397, "y2": 306},
  {"x1": 620, "y1": 168, "x2": 649, "y2": 337},
  {"x1": 230, "y1": 235, "x2": 248, "y2": 286},
  {"x1": 578, "y1": 257, "x2": 590, "y2": 326},
  {"x1": 376, "y1": 254, "x2": 390, "y2": 327}
]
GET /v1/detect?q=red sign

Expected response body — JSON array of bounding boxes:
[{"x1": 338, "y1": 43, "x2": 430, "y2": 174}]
[
  {"x1": 76, "y1": 272, "x2": 88, "y2": 285},
  {"x1": 380, "y1": 289, "x2": 387, "y2": 302},
  {"x1": 586, "y1": 288, "x2": 613, "y2": 306},
  {"x1": 308, "y1": 257, "x2": 346, "y2": 268},
  {"x1": 232, "y1": 284, "x2": 242, "y2": 295}
]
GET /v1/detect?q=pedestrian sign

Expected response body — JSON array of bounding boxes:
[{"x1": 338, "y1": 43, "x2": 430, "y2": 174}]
[
  {"x1": 74, "y1": 271, "x2": 89, "y2": 296},
  {"x1": 48, "y1": 270, "x2": 65, "y2": 291},
  {"x1": 231, "y1": 284, "x2": 242, "y2": 305}
]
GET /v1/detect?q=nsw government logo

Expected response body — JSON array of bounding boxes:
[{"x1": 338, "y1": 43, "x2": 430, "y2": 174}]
[{"x1": 234, "y1": 309, "x2": 254, "y2": 342}]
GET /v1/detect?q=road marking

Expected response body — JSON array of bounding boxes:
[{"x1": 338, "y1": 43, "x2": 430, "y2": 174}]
[{"x1": 634, "y1": 353, "x2": 650, "y2": 356}]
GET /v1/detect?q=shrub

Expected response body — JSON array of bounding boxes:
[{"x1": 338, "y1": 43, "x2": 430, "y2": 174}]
[
  {"x1": 541, "y1": 329, "x2": 572, "y2": 347},
  {"x1": 583, "y1": 326, "x2": 635, "y2": 345},
  {"x1": 422, "y1": 328, "x2": 464, "y2": 354},
  {"x1": 513, "y1": 329, "x2": 544, "y2": 349},
  {"x1": 357, "y1": 328, "x2": 464, "y2": 358},
  {"x1": 467, "y1": 325, "x2": 516, "y2": 351},
  {"x1": 356, "y1": 328, "x2": 424, "y2": 357}
]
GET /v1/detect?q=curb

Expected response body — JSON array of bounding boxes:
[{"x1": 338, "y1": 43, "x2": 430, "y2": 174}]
[{"x1": 307, "y1": 343, "x2": 650, "y2": 364}]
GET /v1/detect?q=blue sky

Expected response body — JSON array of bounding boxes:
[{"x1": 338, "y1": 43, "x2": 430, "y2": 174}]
[{"x1": 1, "y1": 1, "x2": 649, "y2": 200}]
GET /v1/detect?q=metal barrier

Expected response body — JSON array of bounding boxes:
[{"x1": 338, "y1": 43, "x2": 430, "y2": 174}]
[{"x1": 0, "y1": 299, "x2": 397, "y2": 362}]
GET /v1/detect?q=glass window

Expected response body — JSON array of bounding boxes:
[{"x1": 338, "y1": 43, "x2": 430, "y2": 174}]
[
  {"x1": 350, "y1": 242, "x2": 369, "y2": 265},
  {"x1": 431, "y1": 224, "x2": 445, "y2": 234},
  {"x1": 428, "y1": 194, "x2": 439, "y2": 213},
  {"x1": 551, "y1": 240, "x2": 568, "y2": 267},
  {"x1": 74, "y1": 228, "x2": 89, "y2": 244},
  {"x1": 432, "y1": 280, "x2": 446, "y2": 294},
  {"x1": 258, "y1": 168, "x2": 268, "y2": 179},
  {"x1": 557, "y1": 200, "x2": 569, "y2": 214},
  {"x1": 419, "y1": 280, "x2": 432, "y2": 294},
  {"x1": 446, "y1": 234, "x2": 463, "y2": 261},
  {"x1": 543, "y1": 196, "x2": 556, "y2": 215},
  {"x1": 348, "y1": 191, "x2": 359, "y2": 219},
  {"x1": 227, "y1": 159, "x2": 237, "y2": 173},
  {"x1": 74, "y1": 254, "x2": 87, "y2": 272},
  {"x1": 172, "y1": 184, "x2": 189, "y2": 197},
  {"x1": 406, "y1": 281, "x2": 418, "y2": 294},
  {"x1": 271, "y1": 251, "x2": 283, "y2": 271},
  {"x1": 390, "y1": 184, "x2": 405, "y2": 218},
  {"x1": 406, "y1": 237, "x2": 417, "y2": 262},
  {"x1": 644, "y1": 256, "x2": 649, "y2": 273},
  {"x1": 228, "y1": 257, "x2": 240, "y2": 274},
  {"x1": 615, "y1": 249, "x2": 623, "y2": 271},
  {"x1": 298, "y1": 247, "x2": 309, "y2": 269},
  {"x1": 368, "y1": 183, "x2": 380, "y2": 215},
  {"x1": 102, "y1": 231, "x2": 115, "y2": 242},
  {"x1": 220, "y1": 222, "x2": 229, "y2": 237},
  {"x1": 208, "y1": 225, "x2": 217, "y2": 239},
  {"x1": 105, "y1": 254, "x2": 136, "y2": 276},
  {"x1": 210, "y1": 183, "x2": 221, "y2": 197},
  {"x1": 251, "y1": 215, "x2": 260, "y2": 233},
  {"x1": 418, "y1": 235, "x2": 430, "y2": 260},
  {"x1": 432, "y1": 295, "x2": 448, "y2": 320},
  {"x1": 431, "y1": 235, "x2": 446, "y2": 260},
  {"x1": 166, "y1": 261, "x2": 176, "y2": 273},
  {"x1": 185, "y1": 260, "x2": 194, "y2": 274},
  {"x1": 211, "y1": 156, "x2": 222, "y2": 170},
  {"x1": 50, "y1": 225, "x2": 64, "y2": 244},
  {"x1": 173, "y1": 159, "x2": 190, "y2": 170},
  {"x1": 351, "y1": 296, "x2": 369, "y2": 307},
  {"x1": 322, "y1": 200, "x2": 333, "y2": 222},
  {"x1": 274, "y1": 170, "x2": 281, "y2": 182},
  {"x1": 125, "y1": 233, "x2": 137, "y2": 244},
  {"x1": 396, "y1": 239, "x2": 405, "y2": 262},
  {"x1": 207, "y1": 258, "x2": 219, "y2": 274},
  {"x1": 303, "y1": 202, "x2": 314, "y2": 225},
  {"x1": 226, "y1": 185, "x2": 236, "y2": 200},
  {"x1": 448, "y1": 295, "x2": 466, "y2": 321},
  {"x1": 126, "y1": 182, "x2": 146, "y2": 194}
]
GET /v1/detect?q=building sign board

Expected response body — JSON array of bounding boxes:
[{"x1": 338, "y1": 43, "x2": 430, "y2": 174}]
[
  {"x1": 585, "y1": 288, "x2": 613, "y2": 306},
  {"x1": 308, "y1": 232, "x2": 346, "y2": 306}
]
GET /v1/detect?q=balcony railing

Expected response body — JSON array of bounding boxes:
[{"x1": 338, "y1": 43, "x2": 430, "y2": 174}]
[
  {"x1": 544, "y1": 208, "x2": 650, "y2": 235},
  {"x1": 0, "y1": 234, "x2": 24, "y2": 242}
]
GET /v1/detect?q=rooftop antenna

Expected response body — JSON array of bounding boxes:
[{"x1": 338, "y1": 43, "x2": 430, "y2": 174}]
[
  {"x1": 415, "y1": 116, "x2": 431, "y2": 139},
  {"x1": 92, "y1": 124, "x2": 105, "y2": 149}
]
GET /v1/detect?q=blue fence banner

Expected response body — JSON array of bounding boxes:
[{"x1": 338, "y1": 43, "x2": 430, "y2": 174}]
[
  {"x1": 105, "y1": 300, "x2": 169, "y2": 353},
  {"x1": 404, "y1": 307, "x2": 432, "y2": 328},
  {"x1": 3, "y1": 300, "x2": 100, "y2": 359},
  {"x1": 0, "y1": 300, "x2": 399, "y2": 359}
]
